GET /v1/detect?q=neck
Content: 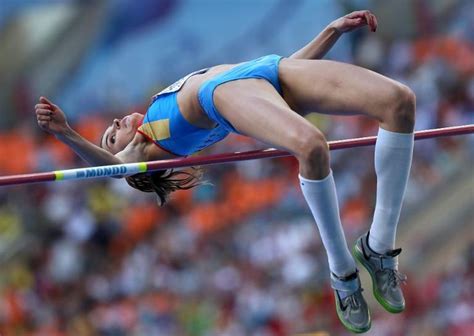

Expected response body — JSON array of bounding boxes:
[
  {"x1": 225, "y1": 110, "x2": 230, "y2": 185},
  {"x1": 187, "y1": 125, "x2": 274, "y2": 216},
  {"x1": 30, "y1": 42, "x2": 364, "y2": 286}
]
[{"x1": 139, "y1": 136, "x2": 180, "y2": 161}]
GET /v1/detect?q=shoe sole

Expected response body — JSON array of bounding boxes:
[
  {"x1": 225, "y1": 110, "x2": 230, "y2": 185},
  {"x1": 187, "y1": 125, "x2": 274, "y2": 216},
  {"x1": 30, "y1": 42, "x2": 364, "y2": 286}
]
[
  {"x1": 334, "y1": 293, "x2": 371, "y2": 334},
  {"x1": 353, "y1": 242, "x2": 405, "y2": 314}
]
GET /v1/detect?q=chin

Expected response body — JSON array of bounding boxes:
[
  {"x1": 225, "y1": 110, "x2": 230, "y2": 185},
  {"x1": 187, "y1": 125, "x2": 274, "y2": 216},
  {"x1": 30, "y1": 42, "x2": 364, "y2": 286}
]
[{"x1": 130, "y1": 113, "x2": 144, "y2": 127}]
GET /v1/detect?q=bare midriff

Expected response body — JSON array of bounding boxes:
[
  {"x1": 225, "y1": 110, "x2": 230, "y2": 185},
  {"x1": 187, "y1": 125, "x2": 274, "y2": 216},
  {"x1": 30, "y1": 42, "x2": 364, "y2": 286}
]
[{"x1": 176, "y1": 63, "x2": 239, "y2": 129}]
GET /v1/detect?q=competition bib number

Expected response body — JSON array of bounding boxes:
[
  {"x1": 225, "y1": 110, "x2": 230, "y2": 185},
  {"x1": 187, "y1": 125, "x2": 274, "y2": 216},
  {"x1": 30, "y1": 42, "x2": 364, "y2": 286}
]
[{"x1": 152, "y1": 68, "x2": 209, "y2": 100}]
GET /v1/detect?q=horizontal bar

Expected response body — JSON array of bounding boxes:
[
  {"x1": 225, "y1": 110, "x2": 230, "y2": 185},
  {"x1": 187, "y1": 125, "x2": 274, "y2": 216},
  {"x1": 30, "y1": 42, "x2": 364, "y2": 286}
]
[{"x1": 0, "y1": 124, "x2": 472, "y2": 187}]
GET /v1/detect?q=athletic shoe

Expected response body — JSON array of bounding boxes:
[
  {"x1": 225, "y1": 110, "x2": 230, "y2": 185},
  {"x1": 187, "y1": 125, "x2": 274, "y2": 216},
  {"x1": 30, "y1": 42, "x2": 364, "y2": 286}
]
[
  {"x1": 330, "y1": 271, "x2": 371, "y2": 333},
  {"x1": 353, "y1": 232, "x2": 407, "y2": 313}
]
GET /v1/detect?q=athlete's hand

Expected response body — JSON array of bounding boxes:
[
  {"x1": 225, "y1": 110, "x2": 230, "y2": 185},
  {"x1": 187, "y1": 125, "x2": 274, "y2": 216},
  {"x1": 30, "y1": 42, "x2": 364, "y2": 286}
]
[
  {"x1": 35, "y1": 96, "x2": 70, "y2": 135},
  {"x1": 329, "y1": 10, "x2": 378, "y2": 33}
]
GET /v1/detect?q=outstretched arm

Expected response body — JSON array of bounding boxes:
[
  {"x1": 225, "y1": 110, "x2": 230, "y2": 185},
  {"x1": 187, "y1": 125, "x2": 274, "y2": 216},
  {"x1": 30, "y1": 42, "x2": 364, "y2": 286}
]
[
  {"x1": 290, "y1": 10, "x2": 378, "y2": 60},
  {"x1": 35, "y1": 97, "x2": 143, "y2": 167}
]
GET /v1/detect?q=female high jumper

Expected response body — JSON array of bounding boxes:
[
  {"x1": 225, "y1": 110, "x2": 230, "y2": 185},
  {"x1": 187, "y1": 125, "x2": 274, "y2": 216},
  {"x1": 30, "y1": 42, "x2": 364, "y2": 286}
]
[{"x1": 35, "y1": 10, "x2": 414, "y2": 333}]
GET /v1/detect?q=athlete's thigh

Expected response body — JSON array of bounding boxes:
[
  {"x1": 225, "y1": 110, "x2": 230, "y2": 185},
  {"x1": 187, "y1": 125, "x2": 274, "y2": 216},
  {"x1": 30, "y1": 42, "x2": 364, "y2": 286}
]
[
  {"x1": 213, "y1": 79, "x2": 321, "y2": 153},
  {"x1": 279, "y1": 58, "x2": 403, "y2": 119}
]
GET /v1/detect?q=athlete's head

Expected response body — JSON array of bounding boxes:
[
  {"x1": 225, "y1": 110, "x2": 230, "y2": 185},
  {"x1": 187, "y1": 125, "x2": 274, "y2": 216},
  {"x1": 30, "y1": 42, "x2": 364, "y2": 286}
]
[
  {"x1": 100, "y1": 112, "x2": 144, "y2": 154},
  {"x1": 99, "y1": 112, "x2": 202, "y2": 206}
]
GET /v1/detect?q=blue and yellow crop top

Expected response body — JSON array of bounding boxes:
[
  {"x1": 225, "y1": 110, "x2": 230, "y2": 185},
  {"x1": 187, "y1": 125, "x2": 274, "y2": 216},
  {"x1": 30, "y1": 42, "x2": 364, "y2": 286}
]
[{"x1": 137, "y1": 69, "x2": 230, "y2": 157}]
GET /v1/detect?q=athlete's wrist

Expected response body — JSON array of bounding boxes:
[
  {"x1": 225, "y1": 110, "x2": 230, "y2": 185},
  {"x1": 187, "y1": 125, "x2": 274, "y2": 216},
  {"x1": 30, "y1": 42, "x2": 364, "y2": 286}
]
[
  {"x1": 326, "y1": 22, "x2": 344, "y2": 36},
  {"x1": 54, "y1": 124, "x2": 75, "y2": 141}
]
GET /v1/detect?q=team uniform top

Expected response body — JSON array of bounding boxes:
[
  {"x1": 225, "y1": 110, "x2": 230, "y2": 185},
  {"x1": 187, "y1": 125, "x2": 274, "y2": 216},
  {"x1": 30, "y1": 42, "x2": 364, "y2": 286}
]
[
  {"x1": 137, "y1": 68, "x2": 230, "y2": 156},
  {"x1": 137, "y1": 54, "x2": 283, "y2": 156}
]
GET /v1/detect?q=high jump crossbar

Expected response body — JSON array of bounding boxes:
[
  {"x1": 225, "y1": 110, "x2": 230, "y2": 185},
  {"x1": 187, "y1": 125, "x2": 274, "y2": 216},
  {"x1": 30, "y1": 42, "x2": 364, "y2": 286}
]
[{"x1": 0, "y1": 124, "x2": 472, "y2": 187}]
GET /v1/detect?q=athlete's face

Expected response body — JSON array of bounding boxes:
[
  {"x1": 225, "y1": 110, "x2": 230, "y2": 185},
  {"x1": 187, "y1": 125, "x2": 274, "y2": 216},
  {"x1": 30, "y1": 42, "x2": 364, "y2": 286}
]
[{"x1": 101, "y1": 112, "x2": 144, "y2": 154}]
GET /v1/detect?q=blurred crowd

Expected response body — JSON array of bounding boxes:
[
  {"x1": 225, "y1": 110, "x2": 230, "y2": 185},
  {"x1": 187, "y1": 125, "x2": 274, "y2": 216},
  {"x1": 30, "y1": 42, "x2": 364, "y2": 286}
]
[{"x1": 0, "y1": 0, "x2": 473, "y2": 335}]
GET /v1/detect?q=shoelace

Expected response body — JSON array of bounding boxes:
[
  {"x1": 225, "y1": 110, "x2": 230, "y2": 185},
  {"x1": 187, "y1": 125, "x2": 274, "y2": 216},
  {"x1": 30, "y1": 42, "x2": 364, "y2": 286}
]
[
  {"x1": 375, "y1": 252, "x2": 406, "y2": 288},
  {"x1": 341, "y1": 289, "x2": 362, "y2": 310},
  {"x1": 387, "y1": 269, "x2": 407, "y2": 287}
]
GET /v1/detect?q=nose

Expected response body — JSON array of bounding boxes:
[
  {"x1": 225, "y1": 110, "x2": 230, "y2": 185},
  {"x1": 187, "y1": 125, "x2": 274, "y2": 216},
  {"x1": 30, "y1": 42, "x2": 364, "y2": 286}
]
[{"x1": 113, "y1": 119, "x2": 121, "y2": 129}]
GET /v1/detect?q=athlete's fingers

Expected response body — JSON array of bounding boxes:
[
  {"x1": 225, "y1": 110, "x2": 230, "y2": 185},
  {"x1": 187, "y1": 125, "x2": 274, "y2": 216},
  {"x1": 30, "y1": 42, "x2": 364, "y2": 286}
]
[
  {"x1": 345, "y1": 10, "x2": 376, "y2": 31},
  {"x1": 35, "y1": 109, "x2": 53, "y2": 116},
  {"x1": 345, "y1": 18, "x2": 363, "y2": 28},
  {"x1": 38, "y1": 120, "x2": 49, "y2": 128},
  {"x1": 364, "y1": 12, "x2": 372, "y2": 29},
  {"x1": 365, "y1": 12, "x2": 373, "y2": 31},
  {"x1": 371, "y1": 14, "x2": 378, "y2": 31},
  {"x1": 346, "y1": 10, "x2": 368, "y2": 19},
  {"x1": 39, "y1": 96, "x2": 59, "y2": 110},
  {"x1": 37, "y1": 115, "x2": 50, "y2": 121},
  {"x1": 35, "y1": 109, "x2": 53, "y2": 115},
  {"x1": 39, "y1": 96, "x2": 53, "y2": 105},
  {"x1": 35, "y1": 104, "x2": 52, "y2": 110},
  {"x1": 37, "y1": 115, "x2": 51, "y2": 122}
]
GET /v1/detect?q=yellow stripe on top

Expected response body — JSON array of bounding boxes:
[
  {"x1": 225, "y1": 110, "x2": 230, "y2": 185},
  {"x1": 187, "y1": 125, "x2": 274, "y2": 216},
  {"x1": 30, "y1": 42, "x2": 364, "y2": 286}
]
[{"x1": 138, "y1": 119, "x2": 171, "y2": 141}]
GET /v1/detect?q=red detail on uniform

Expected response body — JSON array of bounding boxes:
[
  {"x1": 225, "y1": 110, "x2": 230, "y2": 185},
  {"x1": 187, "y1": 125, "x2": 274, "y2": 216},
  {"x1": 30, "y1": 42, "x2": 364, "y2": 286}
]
[{"x1": 136, "y1": 129, "x2": 181, "y2": 157}]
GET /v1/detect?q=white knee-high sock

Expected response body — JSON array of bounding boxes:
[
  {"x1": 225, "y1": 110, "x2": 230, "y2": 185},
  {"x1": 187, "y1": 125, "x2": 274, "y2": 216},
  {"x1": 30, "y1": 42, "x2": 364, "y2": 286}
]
[
  {"x1": 299, "y1": 171, "x2": 356, "y2": 277},
  {"x1": 369, "y1": 127, "x2": 414, "y2": 254}
]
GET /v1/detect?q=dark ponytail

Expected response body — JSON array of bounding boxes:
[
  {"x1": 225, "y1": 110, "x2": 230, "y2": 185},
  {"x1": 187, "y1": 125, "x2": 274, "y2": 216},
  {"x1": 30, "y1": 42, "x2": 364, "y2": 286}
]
[{"x1": 126, "y1": 168, "x2": 203, "y2": 206}]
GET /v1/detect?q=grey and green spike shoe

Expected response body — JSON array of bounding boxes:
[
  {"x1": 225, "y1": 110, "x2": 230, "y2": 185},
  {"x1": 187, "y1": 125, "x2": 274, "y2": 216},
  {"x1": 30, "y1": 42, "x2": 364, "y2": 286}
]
[
  {"x1": 353, "y1": 232, "x2": 407, "y2": 313},
  {"x1": 330, "y1": 271, "x2": 371, "y2": 333}
]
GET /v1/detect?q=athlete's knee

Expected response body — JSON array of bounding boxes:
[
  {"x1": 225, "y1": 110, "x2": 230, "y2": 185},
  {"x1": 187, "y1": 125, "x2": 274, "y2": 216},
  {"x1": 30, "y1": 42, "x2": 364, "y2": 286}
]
[
  {"x1": 394, "y1": 84, "x2": 415, "y2": 129},
  {"x1": 295, "y1": 129, "x2": 329, "y2": 165},
  {"x1": 383, "y1": 83, "x2": 416, "y2": 131}
]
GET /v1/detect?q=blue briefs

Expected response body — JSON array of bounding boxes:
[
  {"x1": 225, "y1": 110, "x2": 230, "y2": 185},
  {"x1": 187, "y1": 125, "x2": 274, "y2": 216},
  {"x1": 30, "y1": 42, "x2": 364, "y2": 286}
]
[
  {"x1": 198, "y1": 54, "x2": 283, "y2": 134},
  {"x1": 142, "y1": 54, "x2": 283, "y2": 156}
]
